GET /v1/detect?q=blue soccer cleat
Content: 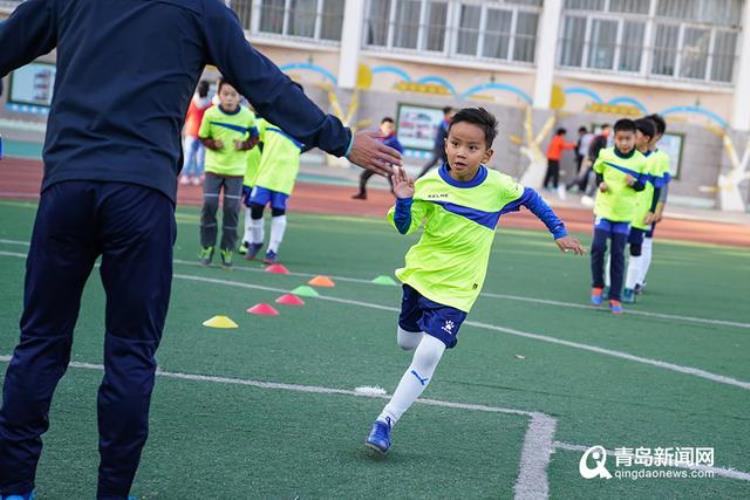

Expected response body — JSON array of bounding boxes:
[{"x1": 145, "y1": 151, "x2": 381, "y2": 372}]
[
  {"x1": 365, "y1": 419, "x2": 392, "y2": 454},
  {"x1": 243, "y1": 243, "x2": 264, "y2": 261},
  {"x1": 263, "y1": 250, "x2": 278, "y2": 265},
  {"x1": 591, "y1": 287, "x2": 604, "y2": 306},
  {"x1": 609, "y1": 300, "x2": 624, "y2": 315},
  {"x1": 4, "y1": 491, "x2": 35, "y2": 500}
]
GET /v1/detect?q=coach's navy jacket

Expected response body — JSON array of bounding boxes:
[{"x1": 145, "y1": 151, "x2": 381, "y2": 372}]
[{"x1": 0, "y1": 0, "x2": 352, "y2": 202}]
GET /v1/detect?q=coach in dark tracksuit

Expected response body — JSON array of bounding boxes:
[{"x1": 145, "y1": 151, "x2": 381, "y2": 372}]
[{"x1": 0, "y1": 1, "x2": 401, "y2": 498}]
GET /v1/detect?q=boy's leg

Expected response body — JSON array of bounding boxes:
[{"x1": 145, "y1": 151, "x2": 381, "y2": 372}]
[
  {"x1": 395, "y1": 285, "x2": 424, "y2": 351},
  {"x1": 590, "y1": 225, "x2": 609, "y2": 289},
  {"x1": 639, "y1": 227, "x2": 655, "y2": 286},
  {"x1": 376, "y1": 290, "x2": 464, "y2": 428},
  {"x1": 543, "y1": 160, "x2": 554, "y2": 189},
  {"x1": 551, "y1": 160, "x2": 560, "y2": 188},
  {"x1": 0, "y1": 182, "x2": 98, "y2": 495},
  {"x1": 181, "y1": 136, "x2": 195, "y2": 179},
  {"x1": 267, "y1": 192, "x2": 290, "y2": 254},
  {"x1": 356, "y1": 170, "x2": 374, "y2": 197},
  {"x1": 249, "y1": 203, "x2": 265, "y2": 244},
  {"x1": 95, "y1": 183, "x2": 175, "y2": 498},
  {"x1": 377, "y1": 335, "x2": 446, "y2": 427},
  {"x1": 241, "y1": 186, "x2": 253, "y2": 245},
  {"x1": 200, "y1": 174, "x2": 222, "y2": 248},
  {"x1": 220, "y1": 177, "x2": 243, "y2": 252},
  {"x1": 625, "y1": 229, "x2": 644, "y2": 291},
  {"x1": 609, "y1": 231, "x2": 628, "y2": 301}
]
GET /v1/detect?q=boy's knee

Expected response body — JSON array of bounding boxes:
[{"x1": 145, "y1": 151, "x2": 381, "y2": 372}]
[
  {"x1": 397, "y1": 326, "x2": 422, "y2": 351},
  {"x1": 250, "y1": 203, "x2": 265, "y2": 220},
  {"x1": 630, "y1": 244, "x2": 642, "y2": 257},
  {"x1": 271, "y1": 207, "x2": 286, "y2": 217}
]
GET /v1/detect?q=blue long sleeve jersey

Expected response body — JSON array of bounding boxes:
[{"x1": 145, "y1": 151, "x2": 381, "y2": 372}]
[{"x1": 0, "y1": 0, "x2": 352, "y2": 202}]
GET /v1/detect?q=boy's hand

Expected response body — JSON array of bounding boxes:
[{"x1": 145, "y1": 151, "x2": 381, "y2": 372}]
[
  {"x1": 625, "y1": 174, "x2": 636, "y2": 186},
  {"x1": 555, "y1": 236, "x2": 586, "y2": 255},
  {"x1": 599, "y1": 182, "x2": 608, "y2": 193},
  {"x1": 655, "y1": 204, "x2": 665, "y2": 222},
  {"x1": 392, "y1": 166, "x2": 414, "y2": 199},
  {"x1": 644, "y1": 212, "x2": 656, "y2": 225}
]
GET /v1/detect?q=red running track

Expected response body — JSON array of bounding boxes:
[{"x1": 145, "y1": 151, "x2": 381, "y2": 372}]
[{"x1": 2, "y1": 157, "x2": 749, "y2": 247}]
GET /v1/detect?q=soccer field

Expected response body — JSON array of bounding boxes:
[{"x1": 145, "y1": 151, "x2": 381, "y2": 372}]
[{"x1": 0, "y1": 198, "x2": 748, "y2": 499}]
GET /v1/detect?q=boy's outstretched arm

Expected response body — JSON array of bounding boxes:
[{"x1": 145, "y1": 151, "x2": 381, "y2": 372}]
[{"x1": 503, "y1": 187, "x2": 586, "y2": 255}]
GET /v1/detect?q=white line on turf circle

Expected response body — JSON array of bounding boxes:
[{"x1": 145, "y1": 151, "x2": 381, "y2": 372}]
[
  {"x1": 0, "y1": 355, "x2": 745, "y2": 485},
  {"x1": 1, "y1": 250, "x2": 748, "y2": 391}
]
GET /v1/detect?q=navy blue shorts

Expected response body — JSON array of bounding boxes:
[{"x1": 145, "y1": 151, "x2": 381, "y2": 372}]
[
  {"x1": 398, "y1": 284, "x2": 467, "y2": 349},
  {"x1": 594, "y1": 217, "x2": 630, "y2": 235},
  {"x1": 250, "y1": 186, "x2": 289, "y2": 210},
  {"x1": 628, "y1": 227, "x2": 646, "y2": 246}
]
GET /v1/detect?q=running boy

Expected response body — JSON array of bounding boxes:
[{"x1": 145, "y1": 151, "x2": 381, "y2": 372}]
[
  {"x1": 198, "y1": 79, "x2": 258, "y2": 268},
  {"x1": 590, "y1": 119, "x2": 648, "y2": 313},
  {"x1": 244, "y1": 116, "x2": 305, "y2": 264},
  {"x1": 618, "y1": 118, "x2": 661, "y2": 303},
  {"x1": 637, "y1": 114, "x2": 671, "y2": 293},
  {"x1": 352, "y1": 117, "x2": 405, "y2": 200},
  {"x1": 365, "y1": 108, "x2": 584, "y2": 454}
]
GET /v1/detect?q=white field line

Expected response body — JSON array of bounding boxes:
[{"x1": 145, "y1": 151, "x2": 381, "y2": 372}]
[
  {"x1": 1, "y1": 251, "x2": 748, "y2": 392},
  {"x1": 176, "y1": 258, "x2": 750, "y2": 330},
  {"x1": 554, "y1": 441, "x2": 750, "y2": 482},
  {"x1": 0, "y1": 354, "x2": 550, "y2": 497},
  {"x1": 514, "y1": 413, "x2": 557, "y2": 499},
  {"x1": 173, "y1": 273, "x2": 750, "y2": 392},
  {"x1": 0, "y1": 355, "x2": 746, "y2": 486},
  {"x1": 2, "y1": 238, "x2": 747, "y2": 330}
]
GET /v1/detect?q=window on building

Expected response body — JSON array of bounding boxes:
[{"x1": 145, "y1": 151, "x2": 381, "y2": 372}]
[
  {"x1": 253, "y1": 0, "x2": 345, "y2": 42},
  {"x1": 364, "y1": 0, "x2": 541, "y2": 64},
  {"x1": 559, "y1": 0, "x2": 741, "y2": 84}
]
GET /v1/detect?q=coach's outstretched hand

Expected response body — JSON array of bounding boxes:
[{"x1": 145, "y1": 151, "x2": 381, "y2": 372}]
[
  {"x1": 555, "y1": 235, "x2": 586, "y2": 255},
  {"x1": 348, "y1": 130, "x2": 402, "y2": 176}
]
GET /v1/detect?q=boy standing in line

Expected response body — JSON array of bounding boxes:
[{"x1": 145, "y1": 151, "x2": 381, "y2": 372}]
[
  {"x1": 590, "y1": 119, "x2": 648, "y2": 314},
  {"x1": 198, "y1": 79, "x2": 258, "y2": 268}
]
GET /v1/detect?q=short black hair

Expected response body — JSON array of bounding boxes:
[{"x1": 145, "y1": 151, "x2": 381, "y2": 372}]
[
  {"x1": 448, "y1": 107, "x2": 497, "y2": 148},
  {"x1": 442, "y1": 106, "x2": 453, "y2": 115},
  {"x1": 578, "y1": 126, "x2": 588, "y2": 133},
  {"x1": 217, "y1": 78, "x2": 228, "y2": 92},
  {"x1": 601, "y1": 123, "x2": 611, "y2": 130},
  {"x1": 646, "y1": 114, "x2": 667, "y2": 135},
  {"x1": 613, "y1": 118, "x2": 636, "y2": 133},
  {"x1": 197, "y1": 80, "x2": 210, "y2": 98},
  {"x1": 556, "y1": 127, "x2": 567, "y2": 135},
  {"x1": 634, "y1": 118, "x2": 656, "y2": 139},
  {"x1": 381, "y1": 117, "x2": 394, "y2": 124}
]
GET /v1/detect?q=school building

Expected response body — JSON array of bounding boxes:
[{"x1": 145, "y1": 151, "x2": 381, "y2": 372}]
[{"x1": 2, "y1": 0, "x2": 749, "y2": 210}]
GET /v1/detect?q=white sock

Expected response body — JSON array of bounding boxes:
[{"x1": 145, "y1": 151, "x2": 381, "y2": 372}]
[
  {"x1": 242, "y1": 207, "x2": 253, "y2": 244},
  {"x1": 250, "y1": 217, "x2": 264, "y2": 245},
  {"x1": 639, "y1": 237, "x2": 653, "y2": 286},
  {"x1": 269, "y1": 215, "x2": 287, "y2": 253},
  {"x1": 396, "y1": 326, "x2": 423, "y2": 351},
  {"x1": 625, "y1": 255, "x2": 642, "y2": 290},
  {"x1": 378, "y1": 335, "x2": 445, "y2": 428},
  {"x1": 604, "y1": 252, "x2": 611, "y2": 288}
]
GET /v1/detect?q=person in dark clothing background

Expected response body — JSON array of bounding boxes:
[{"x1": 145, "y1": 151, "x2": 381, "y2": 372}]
[
  {"x1": 0, "y1": 1, "x2": 401, "y2": 498},
  {"x1": 569, "y1": 123, "x2": 610, "y2": 196},
  {"x1": 417, "y1": 106, "x2": 454, "y2": 178}
]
